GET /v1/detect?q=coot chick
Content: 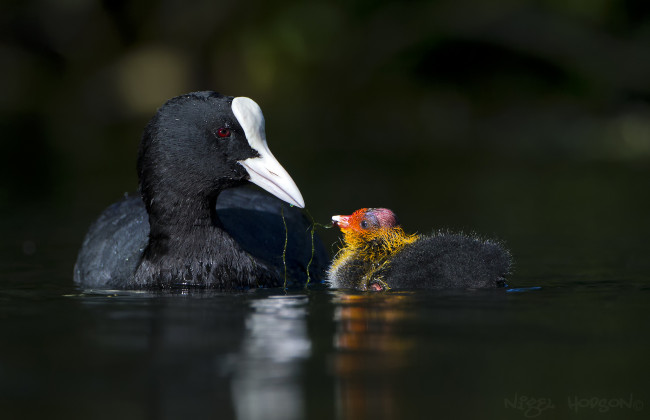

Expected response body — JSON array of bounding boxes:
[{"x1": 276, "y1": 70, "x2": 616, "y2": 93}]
[
  {"x1": 327, "y1": 208, "x2": 510, "y2": 291},
  {"x1": 74, "y1": 91, "x2": 328, "y2": 289}
]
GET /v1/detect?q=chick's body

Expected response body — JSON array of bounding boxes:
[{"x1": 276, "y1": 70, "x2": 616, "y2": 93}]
[{"x1": 328, "y1": 208, "x2": 511, "y2": 291}]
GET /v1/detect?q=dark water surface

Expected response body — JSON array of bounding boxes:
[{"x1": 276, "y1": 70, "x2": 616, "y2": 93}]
[{"x1": 1, "y1": 218, "x2": 649, "y2": 420}]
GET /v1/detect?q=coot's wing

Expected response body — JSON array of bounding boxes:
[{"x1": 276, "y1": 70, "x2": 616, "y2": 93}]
[
  {"x1": 73, "y1": 195, "x2": 149, "y2": 288},
  {"x1": 216, "y1": 186, "x2": 329, "y2": 286}
]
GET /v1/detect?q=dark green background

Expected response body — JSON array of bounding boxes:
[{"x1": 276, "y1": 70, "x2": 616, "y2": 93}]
[
  {"x1": 2, "y1": 2, "x2": 650, "y2": 419},
  {"x1": 2, "y1": 0, "x2": 650, "y2": 264}
]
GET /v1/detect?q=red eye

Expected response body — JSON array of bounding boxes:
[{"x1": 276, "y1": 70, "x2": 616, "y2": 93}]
[{"x1": 216, "y1": 128, "x2": 231, "y2": 138}]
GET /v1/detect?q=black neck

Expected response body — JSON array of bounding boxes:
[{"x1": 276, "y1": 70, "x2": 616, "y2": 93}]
[{"x1": 147, "y1": 189, "x2": 221, "y2": 236}]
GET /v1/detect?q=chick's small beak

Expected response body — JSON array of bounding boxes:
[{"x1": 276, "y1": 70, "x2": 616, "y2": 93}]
[{"x1": 332, "y1": 215, "x2": 351, "y2": 229}]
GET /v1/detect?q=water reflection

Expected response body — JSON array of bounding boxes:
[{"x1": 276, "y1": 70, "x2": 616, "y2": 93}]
[
  {"x1": 230, "y1": 295, "x2": 311, "y2": 420},
  {"x1": 331, "y1": 293, "x2": 415, "y2": 420}
]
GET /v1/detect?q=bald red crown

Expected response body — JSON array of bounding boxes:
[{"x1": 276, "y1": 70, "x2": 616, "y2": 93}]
[{"x1": 332, "y1": 208, "x2": 400, "y2": 233}]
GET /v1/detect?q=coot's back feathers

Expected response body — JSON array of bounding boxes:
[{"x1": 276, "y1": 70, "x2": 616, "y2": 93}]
[
  {"x1": 74, "y1": 195, "x2": 148, "y2": 288},
  {"x1": 217, "y1": 187, "x2": 327, "y2": 285}
]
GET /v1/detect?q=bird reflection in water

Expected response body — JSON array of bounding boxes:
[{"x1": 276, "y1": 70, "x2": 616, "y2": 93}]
[
  {"x1": 228, "y1": 294, "x2": 311, "y2": 420},
  {"x1": 332, "y1": 292, "x2": 415, "y2": 419}
]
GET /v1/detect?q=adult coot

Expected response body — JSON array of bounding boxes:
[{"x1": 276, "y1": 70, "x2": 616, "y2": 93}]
[
  {"x1": 74, "y1": 91, "x2": 328, "y2": 289},
  {"x1": 327, "y1": 208, "x2": 510, "y2": 291}
]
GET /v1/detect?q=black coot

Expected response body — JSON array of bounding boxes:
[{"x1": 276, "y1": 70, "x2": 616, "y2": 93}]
[
  {"x1": 327, "y1": 208, "x2": 510, "y2": 291},
  {"x1": 74, "y1": 91, "x2": 328, "y2": 289}
]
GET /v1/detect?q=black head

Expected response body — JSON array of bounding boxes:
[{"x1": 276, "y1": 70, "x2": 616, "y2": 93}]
[{"x1": 137, "y1": 91, "x2": 304, "y2": 216}]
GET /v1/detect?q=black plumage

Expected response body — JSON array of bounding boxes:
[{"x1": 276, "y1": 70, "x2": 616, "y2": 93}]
[
  {"x1": 74, "y1": 91, "x2": 327, "y2": 289},
  {"x1": 380, "y1": 232, "x2": 511, "y2": 289}
]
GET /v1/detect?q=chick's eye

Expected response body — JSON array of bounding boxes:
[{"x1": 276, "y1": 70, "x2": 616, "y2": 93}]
[
  {"x1": 360, "y1": 220, "x2": 368, "y2": 229},
  {"x1": 216, "y1": 128, "x2": 231, "y2": 138}
]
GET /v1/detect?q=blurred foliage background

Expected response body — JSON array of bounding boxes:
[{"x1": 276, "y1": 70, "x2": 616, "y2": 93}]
[{"x1": 1, "y1": 0, "x2": 649, "y2": 265}]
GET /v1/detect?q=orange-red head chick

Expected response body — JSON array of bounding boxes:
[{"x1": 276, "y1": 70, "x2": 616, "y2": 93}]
[
  {"x1": 328, "y1": 208, "x2": 419, "y2": 290},
  {"x1": 333, "y1": 208, "x2": 401, "y2": 243}
]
